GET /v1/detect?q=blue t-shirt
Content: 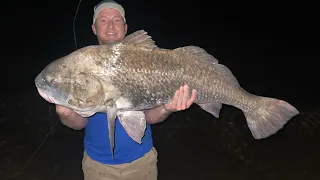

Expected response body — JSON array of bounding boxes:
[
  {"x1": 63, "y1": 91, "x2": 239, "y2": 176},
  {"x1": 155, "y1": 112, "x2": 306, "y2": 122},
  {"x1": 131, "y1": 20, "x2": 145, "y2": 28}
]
[{"x1": 84, "y1": 112, "x2": 153, "y2": 164}]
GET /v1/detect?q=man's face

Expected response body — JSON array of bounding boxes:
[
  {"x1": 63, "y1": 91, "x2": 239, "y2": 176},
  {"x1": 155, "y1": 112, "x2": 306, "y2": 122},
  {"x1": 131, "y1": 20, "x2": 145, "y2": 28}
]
[{"x1": 92, "y1": 8, "x2": 127, "y2": 44}]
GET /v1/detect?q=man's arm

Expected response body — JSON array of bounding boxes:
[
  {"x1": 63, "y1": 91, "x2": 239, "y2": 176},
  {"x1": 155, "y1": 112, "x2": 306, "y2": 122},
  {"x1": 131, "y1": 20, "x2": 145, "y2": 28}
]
[
  {"x1": 145, "y1": 85, "x2": 197, "y2": 124},
  {"x1": 55, "y1": 105, "x2": 88, "y2": 130}
]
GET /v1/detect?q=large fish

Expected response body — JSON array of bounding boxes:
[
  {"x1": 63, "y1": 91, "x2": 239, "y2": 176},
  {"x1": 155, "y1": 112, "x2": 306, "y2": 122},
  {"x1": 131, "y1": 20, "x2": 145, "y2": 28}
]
[{"x1": 35, "y1": 30, "x2": 299, "y2": 158}]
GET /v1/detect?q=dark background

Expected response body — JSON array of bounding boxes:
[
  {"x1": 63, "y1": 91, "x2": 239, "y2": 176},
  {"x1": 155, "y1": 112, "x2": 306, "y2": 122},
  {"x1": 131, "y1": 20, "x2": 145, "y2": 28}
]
[{"x1": 1, "y1": 0, "x2": 320, "y2": 180}]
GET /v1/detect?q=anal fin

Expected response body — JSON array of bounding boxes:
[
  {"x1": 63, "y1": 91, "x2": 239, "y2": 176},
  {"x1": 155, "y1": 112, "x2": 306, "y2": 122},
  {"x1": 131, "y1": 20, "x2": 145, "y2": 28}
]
[
  {"x1": 118, "y1": 111, "x2": 147, "y2": 144},
  {"x1": 198, "y1": 102, "x2": 222, "y2": 118}
]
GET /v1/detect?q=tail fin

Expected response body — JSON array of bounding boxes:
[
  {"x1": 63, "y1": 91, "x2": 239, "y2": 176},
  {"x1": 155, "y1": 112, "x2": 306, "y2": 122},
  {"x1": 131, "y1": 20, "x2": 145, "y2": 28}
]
[{"x1": 244, "y1": 97, "x2": 299, "y2": 139}]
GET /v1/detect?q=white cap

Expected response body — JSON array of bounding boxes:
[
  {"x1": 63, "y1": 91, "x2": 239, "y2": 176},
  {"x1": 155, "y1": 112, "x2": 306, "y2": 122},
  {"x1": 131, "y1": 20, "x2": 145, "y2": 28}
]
[{"x1": 93, "y1": 0, "x2": 126, "y2": 23}]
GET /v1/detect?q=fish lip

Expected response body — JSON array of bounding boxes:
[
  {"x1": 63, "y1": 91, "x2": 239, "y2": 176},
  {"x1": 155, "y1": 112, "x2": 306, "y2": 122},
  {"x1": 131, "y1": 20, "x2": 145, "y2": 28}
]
[
  {"x1": 36, "y1": 85, "x2": 69, "y2": 107},
  {"x1": 37, "y1": 88, "x2": 55, "y2": 103}
]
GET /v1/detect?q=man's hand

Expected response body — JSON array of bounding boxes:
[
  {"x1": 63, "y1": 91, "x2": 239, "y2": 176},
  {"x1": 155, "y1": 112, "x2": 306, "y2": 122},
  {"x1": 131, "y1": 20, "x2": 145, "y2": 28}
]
[
  {"x1": 163, "y1": 84, "x2": 197, "y2": 112},
  {"x1": 74, "y1": 110, "x2": 96, "y2": 118},
  {"x1": 55, "y1": 105, "x2": 89, "y2": 130},
  {"x1": 142, "y1": 84, "x2": 197, "y2": 124},
  {"x1": 56, "y1": 105, "x2": 74, "y2": 117},
  {"x1": 56, "y1": 105, "x2": 95, "y2": 118}
]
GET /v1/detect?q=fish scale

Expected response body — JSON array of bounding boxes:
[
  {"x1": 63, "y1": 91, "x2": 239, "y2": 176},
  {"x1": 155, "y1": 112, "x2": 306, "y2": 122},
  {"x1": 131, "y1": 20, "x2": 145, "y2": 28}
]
[
  {"x1": 111, "y1": 48, "x2": 222, "y2": 105},
  {"x1": 114, "y1": 47, "x2": 213, "y2": 102}
]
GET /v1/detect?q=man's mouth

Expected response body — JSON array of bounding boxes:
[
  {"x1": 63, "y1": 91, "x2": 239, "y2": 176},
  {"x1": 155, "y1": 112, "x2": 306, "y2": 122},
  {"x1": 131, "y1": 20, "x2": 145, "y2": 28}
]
[{"x1": 106, "y1": 32, "x2": 116, "y2": 35}]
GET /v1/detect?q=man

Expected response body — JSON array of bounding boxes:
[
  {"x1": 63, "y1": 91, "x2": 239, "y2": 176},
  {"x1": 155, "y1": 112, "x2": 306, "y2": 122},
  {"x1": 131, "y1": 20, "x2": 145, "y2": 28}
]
[{"x1": 55, "y1": 0, "x2": 197, "y2": 179}]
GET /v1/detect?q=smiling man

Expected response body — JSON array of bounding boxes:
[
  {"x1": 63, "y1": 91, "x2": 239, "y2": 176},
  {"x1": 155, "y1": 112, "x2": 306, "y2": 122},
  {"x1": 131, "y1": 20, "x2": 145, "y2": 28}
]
[{"x1": 55, "y1": 1, "x2": 196, "y2": 179}]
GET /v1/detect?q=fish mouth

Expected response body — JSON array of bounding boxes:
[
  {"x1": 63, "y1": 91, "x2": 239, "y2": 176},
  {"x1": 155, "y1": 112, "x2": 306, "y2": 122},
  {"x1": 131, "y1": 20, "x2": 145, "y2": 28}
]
[{"x1": 37, "y1": 88, "x2": 56, "y2": 104}]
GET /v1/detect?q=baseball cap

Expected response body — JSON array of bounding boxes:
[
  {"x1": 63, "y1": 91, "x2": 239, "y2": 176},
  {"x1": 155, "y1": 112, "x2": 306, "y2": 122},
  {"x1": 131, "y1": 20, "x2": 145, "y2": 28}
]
[{"x1": 93, "y1": 0, "x2": 126, "y2": 23}]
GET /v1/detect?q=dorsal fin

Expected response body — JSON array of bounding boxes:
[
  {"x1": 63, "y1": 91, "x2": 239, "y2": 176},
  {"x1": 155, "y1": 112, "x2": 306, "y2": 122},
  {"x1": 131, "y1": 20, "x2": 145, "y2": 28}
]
[
  {"x1": 212, "y1": 64, "x2": 240, "y2": 87},
  {"x1": 174, "y1": 46, "x2": 219, "y2": 64},
  {"x1": 121, "y1": 30, "x2": 158, "y2": 50},
  {"x1": 175, "y1": 46, "x2": 239, "y2": 86}
]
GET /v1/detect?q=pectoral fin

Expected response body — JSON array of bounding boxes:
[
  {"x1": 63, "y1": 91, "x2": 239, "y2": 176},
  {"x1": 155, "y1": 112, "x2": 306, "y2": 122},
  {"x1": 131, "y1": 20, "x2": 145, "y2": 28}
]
[
  {"x1": 118, "y1": 111, "x2": 147, "y2": 144},
  {"x1": 106, "y1": 101, "x2": 118, "y2": 159}
]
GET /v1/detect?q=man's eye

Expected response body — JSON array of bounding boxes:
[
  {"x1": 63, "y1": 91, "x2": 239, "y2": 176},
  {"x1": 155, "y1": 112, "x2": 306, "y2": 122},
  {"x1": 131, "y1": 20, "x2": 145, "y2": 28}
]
[{"x1": 114, "y1": 18, "x2": 123, "y2": 23}]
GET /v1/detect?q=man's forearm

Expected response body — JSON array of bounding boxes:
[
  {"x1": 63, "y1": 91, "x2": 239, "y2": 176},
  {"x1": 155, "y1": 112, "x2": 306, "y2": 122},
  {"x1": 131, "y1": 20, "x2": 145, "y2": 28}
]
[{"x1": 144, "y1": 105, "x2": 173, "y2": 124}]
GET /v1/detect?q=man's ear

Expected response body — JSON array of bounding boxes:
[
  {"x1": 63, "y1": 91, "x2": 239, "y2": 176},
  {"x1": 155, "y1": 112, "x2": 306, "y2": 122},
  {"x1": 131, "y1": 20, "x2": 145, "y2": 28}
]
[
  {"x1": 92, "y1": 24, "x2": 97, "y2": 35},
  {"x1": 124, "y1": 24, "x2": 128, "y2": 35}
]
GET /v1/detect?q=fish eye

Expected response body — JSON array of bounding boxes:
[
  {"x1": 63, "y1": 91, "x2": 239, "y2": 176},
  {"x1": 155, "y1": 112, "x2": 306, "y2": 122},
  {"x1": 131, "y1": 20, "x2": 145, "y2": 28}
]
[{"x1": 51, "y1": 79, "x2": 57, "y2": 85}]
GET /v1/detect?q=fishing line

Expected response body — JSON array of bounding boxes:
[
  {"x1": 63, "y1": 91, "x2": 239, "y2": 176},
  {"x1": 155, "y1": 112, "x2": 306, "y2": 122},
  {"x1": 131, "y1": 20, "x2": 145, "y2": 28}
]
[
  {"x1": 11, "y1": 1, "x2": 83, "y2": 177},
  {"x1": 10, "y1": 104, "x2": 59, "y2": 178},
  {"x1": 73, "y1": 0, "x2": 83, "y2": 49}
]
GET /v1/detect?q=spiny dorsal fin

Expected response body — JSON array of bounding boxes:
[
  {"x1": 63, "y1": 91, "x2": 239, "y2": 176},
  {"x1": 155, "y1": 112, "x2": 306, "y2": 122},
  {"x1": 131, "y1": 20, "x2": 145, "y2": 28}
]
[
  {"x1": 121, "y1": 30, "x2": 158, "y2": 50},
  {"x1": 174, "y1": 46, "x2": 219, "y2": 64}
]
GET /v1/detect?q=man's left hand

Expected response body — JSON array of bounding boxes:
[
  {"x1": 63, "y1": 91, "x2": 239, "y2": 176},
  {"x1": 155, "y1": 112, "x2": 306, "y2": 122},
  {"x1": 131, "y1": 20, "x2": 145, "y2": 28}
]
[{"x1": 163, "y1": 85, "x2": 197, "y2": 112}]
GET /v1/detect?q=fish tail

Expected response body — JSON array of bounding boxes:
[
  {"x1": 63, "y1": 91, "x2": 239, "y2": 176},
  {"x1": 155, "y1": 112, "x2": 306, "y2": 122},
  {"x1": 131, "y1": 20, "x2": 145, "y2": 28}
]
[{"x1": 244, "y1": 97, "x2": 299, "y2": 139}]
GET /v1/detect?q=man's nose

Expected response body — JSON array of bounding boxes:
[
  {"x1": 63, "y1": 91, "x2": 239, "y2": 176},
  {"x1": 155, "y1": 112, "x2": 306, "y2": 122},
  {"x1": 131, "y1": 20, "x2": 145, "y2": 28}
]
[{"x1": 107, "y1": 21, "x2": 115, "y2": 28}]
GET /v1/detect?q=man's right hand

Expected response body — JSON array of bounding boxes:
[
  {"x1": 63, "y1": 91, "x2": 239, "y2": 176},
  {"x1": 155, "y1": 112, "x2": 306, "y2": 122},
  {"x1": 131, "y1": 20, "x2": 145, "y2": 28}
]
[
  {"x1": 56, "y1": 105, "x2": 95, "y2": 118},
  {"x1": 56, "y1": 105, "x2": 74, "y2": 118},
  {"x1": 55, "y1": 105, "x2": 88, "y2": 130}
]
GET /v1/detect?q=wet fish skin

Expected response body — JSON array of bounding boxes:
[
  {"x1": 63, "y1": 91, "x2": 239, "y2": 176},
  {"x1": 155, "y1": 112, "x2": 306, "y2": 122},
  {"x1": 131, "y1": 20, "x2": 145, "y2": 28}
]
[{"x1": 35, "y1": 30, "x2": 299, "y2": 158}]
